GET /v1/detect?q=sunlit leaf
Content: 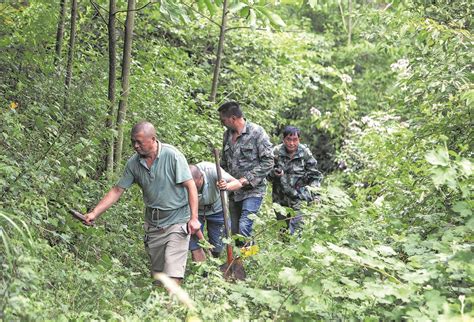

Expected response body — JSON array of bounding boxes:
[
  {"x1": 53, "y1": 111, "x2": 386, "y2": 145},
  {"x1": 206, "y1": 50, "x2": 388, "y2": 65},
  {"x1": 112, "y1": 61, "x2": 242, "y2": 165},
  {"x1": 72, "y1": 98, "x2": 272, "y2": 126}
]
[
  {"x1": 228, "y1": 2, "x2": 247, "y2": 14},
  {"x1": 430, "y1": 167, "x2": 457, "y2": 188},
  {"x1": 279, "y1": 267, "x2": 303, "y2": 285},
  {"x1": 77, "y1": 169, "x2": 87, "y2": 178},
  {"x1": 248, "y1": 9, "x2": 257, "y2": 30},
  {"x1": 203, "y1": 0, "x2": 217, "y2": 16},
  {"x1": 457, "y1": 158, "x2": 473, "y2": 176},
  {"x1": 307, "y1": 0, "x2": 318, "y2": 9},
  {"x1": 452, "y1": 201, "x2": 472, "y2": 217},
  {"x1": 425, "y1": 148, "x2": 449, "y2": 166}
]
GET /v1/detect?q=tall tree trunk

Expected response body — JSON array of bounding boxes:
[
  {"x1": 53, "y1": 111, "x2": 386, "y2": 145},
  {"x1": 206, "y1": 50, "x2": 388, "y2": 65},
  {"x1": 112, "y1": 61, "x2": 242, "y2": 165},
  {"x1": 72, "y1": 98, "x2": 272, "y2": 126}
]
[
  {"x1": 105, "y1": 0, "x2": 117, "y2": 177},
  {"x1": 114, "y1": 0, "x2": 136, "y2": 168},
  {"x1": 64, "y1": 0, "x2": 77, "y2": 108},
  {"x1": 54, "y1": 0, "x2": 67, "y2": 66},
  {"x1": 347, "y1": 0, "x2": 352, "y2": 46},
  {"x1": 209, "y1": 0, "x2": 228, "y2": 103}
]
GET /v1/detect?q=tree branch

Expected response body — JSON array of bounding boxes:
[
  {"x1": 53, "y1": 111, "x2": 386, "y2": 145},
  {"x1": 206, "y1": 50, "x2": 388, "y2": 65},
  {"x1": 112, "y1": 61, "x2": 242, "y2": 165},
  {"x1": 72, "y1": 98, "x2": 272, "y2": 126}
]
[
  {"x1": 181, "y1": 1, "x2": 221, "y2": 28},
  {"x1": 272, "y1": 286, "x2": 298, "y2": 322},
  {"x1": 226, "y1": 26, "x2": 268, "y2": 32},
  {"x1": 383, "y1": 3, "x2": 392, "y2": 11},
  {"x1": 113, "y1": 1, "x2": 156, "y2": 15},
  {"x1": 338, "y1": 0, "x2": 347, "y2": 32},
  {"x1": 90, "y1": 0, "x2": 108, "y2": 25}
]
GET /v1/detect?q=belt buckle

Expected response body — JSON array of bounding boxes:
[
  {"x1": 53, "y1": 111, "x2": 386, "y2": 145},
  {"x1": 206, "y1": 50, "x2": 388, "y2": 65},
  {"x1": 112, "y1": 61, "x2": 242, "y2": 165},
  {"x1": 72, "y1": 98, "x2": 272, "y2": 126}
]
[{"x1": 152, "y1": 208, "x2": 160, "y2": 222}]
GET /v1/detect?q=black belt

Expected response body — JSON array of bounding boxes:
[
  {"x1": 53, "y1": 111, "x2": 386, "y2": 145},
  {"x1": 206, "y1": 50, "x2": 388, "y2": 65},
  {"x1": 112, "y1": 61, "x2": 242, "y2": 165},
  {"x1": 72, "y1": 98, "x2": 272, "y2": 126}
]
[
  {"x1": 146, "y1": 207, "x2": 174, "y2": 224},
  {"x1": 152, "y1": 208, "x2": 172, "y2": 222}
]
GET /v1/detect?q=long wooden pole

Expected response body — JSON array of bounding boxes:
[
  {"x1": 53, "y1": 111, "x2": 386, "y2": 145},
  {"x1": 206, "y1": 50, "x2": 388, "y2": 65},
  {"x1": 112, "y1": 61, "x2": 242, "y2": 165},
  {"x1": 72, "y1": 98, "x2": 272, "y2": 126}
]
[{"x1": 213, "y1": 148, "x2": 234, "y2": 266}]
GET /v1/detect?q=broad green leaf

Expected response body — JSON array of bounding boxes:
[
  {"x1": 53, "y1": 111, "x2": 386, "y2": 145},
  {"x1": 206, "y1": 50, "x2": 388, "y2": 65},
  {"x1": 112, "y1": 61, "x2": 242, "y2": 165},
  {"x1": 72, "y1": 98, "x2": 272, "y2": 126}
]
[
  {"x1": 430, "y1": 167, "x2": 457, "y2": 188},
  {"x1": 327, "y1": 243, "x2": 359, "y2": 259},
  {"x1": 279, "y1": 267, "x2": 303, "y2": 285},
  {"x1": 325, "y1": 185, "x2": 352, "y2": 207},
  {"x1": 375, "y1": 245, "x2": 397, "y2": 256},
  {"x1": 425, "y1": 148, "x2": 449, "y2": 166},
  {"x1": 159, "y1": 1, "x2": 169, "y2": 15},
  {"x1": 401, "y1": 269, "x2": 432, "y2": 284},
  {"x1": 248, "y1": 9, "x2": 257, "y2": 29},
  {"x1": 307, "y1": 0, "x2": 318, "y2": 9},
  {"x1": 77, "y1": 169, "x2": 87, "y2": 178},
  {"x1": 267, "y1": 12, "x2": 286, "y2": 28},
  {"x1": 180, "y1": 12, "x2": 191, "y2": 24},
  {"x1": 452, "y1": 201, "x2": 472, "y2": 217},
  {"x1": 239, "y1": 6, "x2": 250, "y2": 18},
  {"x1": 424, "y1": 290, "x2": 446, "y2": 315},
  {"x1": 393, "y1": 284, "x2": 416, "y2": 302},
  {"x1": 197, "y1": 0, "x2": 206, "y2": 12},
  {"x1": 272, "y1": 203, "x2": 287, "y2": 216},
  {"x1": 373, "y1": 195, "x2": 385, "y2": 207},
  {"x1": 312, "y1": 243, "x2": 327, "y2": 254},
  {"x1": 258, "y1": 7, "x2": 286, "y2": 28},
  {"x1": 245, "y1": 288, "x2": 283, "y2": 311},
  {"x1": 457, "y1": 158, "x2": 473, "y2": 176},
  {"x1": 340, "y1": 276, "x2": 359, "y2": 288},
  {"x1": 48, "y1": 217, "x2": 59, "y2": 228},
  {"x1": 362, "y1": 281, "x2": 397, "y2": 298},
  {"x1": 302, "y1": 284, "x2": 321, "y2": 297},
  {"x1": 228, "y1": 2, "x2": 248, "y2": 14},
  {"x1": 461, "y1": 88, "x2": 474, "y2": 106},
  {"x1": 203, "y1": 0, "x2": 217, "y2": 16}
]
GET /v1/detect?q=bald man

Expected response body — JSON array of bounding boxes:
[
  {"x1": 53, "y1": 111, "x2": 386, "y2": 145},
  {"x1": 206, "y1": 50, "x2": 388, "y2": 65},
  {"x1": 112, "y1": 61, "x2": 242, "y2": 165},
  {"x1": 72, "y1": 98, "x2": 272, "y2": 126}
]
[
  {"x1": 85, "y1": 121, "x2": 200, "y2": 284},
  {"x1": 188, "y1": 162, "x2": 242, "y2": 261}
]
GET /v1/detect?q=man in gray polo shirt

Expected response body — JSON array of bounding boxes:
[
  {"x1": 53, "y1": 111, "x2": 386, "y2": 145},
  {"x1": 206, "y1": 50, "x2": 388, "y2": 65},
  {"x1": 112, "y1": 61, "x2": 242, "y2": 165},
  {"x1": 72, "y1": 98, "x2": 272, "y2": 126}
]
[
  {"x1": 188, "y1": 162, "x2": 242, "y2": 261},
  {"x1": 85, "y1": 121, "x2": 200, "y2": 284}
]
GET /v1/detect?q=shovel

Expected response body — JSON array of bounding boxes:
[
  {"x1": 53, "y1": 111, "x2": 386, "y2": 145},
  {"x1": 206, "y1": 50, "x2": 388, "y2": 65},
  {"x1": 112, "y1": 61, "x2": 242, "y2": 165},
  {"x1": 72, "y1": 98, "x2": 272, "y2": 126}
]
[{"x1": 213, "y1": 148, "x2": 246, "y2": 280}]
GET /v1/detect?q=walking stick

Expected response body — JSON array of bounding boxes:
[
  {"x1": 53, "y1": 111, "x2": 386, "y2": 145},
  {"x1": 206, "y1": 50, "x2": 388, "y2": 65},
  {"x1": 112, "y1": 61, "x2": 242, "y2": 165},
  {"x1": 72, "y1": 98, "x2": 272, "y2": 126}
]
[{"x1": 213, "y1": 148, "x2": 246, "y2": 280}]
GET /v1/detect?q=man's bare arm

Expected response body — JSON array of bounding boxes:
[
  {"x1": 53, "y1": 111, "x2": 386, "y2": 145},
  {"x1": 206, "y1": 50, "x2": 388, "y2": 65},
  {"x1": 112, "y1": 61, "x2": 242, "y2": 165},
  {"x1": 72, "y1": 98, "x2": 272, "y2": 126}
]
[
  {"x1": 181, "y1": 179, "x2": 201, "y2": 234},
  {"x1": 217, "y1": 176, "x2": 242, "y2": 191},
  {"x1": 84, "y1": 186, "x2": 125, "y2": 223}
]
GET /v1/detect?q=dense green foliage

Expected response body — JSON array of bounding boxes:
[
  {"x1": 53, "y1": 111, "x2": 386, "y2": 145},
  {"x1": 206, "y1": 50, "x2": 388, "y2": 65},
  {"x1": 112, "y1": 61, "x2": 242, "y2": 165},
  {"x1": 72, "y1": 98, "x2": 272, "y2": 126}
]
[{"x1": 1, "y1": 0, "x2": 472, "y2": 320}]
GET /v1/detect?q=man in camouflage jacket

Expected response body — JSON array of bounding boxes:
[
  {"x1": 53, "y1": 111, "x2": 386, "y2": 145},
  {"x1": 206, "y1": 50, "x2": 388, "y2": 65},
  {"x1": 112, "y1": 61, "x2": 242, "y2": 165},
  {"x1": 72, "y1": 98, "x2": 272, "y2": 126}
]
[
  {"x1": 218, "y1": 101, "x2": 274, "y2": 246},
  {"x1": 268, "y1": 126, "x2": 323, "y2": 234}
]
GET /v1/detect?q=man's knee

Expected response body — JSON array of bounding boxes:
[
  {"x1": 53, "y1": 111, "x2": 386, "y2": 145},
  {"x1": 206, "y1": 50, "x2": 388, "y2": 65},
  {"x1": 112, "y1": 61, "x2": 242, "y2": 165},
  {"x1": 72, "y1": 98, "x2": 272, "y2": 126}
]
[{"x1": 162, "y1": 225, "x2": 190, "y2": 278}]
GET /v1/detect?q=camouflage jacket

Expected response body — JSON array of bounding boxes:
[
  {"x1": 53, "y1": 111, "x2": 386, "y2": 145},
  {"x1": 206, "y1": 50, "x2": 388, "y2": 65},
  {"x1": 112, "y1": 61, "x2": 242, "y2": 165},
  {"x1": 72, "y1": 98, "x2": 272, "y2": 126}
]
[
  {"x1": 268, "y1": 143, "x2": 323, "y2": 208},
  {"x1": 221, "y1": 121, "x2": 274, "y2": 202}
]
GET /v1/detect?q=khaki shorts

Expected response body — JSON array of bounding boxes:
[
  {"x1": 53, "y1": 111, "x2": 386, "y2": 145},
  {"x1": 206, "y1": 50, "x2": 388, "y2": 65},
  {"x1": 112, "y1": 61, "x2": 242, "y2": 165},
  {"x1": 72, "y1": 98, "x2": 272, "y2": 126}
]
[{"x1": 143, "y1": 222, "x2": 190, "y2": 279}]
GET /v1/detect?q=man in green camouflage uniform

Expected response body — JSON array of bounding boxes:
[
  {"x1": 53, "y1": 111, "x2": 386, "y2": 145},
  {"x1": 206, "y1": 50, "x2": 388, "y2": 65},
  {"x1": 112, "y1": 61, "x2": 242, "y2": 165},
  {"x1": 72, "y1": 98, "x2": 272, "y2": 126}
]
[
  {"x1": 268, "y1": 126, "x2": 323, "y2": 234},
  {"x1": 218, "y1": 101, "x2": 274, "y2": 246}
]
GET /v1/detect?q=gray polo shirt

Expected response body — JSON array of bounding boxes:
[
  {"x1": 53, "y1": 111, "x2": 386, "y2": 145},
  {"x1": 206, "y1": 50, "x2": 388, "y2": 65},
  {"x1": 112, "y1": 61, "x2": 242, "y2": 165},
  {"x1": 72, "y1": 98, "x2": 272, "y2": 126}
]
[
  {"x1": 196, "y1": 161, "x2": 232, "y2": 216},
  {"x1": 117, "y1": 142, "x2": 192, "y2": 227}
]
